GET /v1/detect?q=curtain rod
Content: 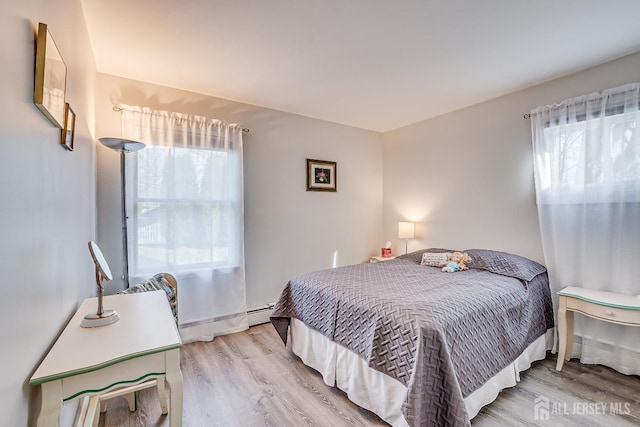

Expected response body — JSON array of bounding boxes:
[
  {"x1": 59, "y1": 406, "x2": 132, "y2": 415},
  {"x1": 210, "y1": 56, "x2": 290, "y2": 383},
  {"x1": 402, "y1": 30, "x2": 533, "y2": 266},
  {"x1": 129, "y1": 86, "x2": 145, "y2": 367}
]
[
  {"x1": 112, "y1": 105, "x2": 250, "y2": 133},
  {"x1": 523, "y1": 113, "x2": 531, "y2": 119}
]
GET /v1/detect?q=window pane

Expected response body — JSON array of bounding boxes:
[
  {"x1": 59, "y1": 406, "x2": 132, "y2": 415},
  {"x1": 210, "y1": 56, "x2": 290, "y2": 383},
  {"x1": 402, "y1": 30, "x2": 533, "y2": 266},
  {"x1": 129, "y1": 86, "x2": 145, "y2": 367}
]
[
  {"x1": 132, "y1": 145, "x2": 233, "y2": 275},
  {"x1": 539, "y1": 111, "x2": 640, "y2": 202}
]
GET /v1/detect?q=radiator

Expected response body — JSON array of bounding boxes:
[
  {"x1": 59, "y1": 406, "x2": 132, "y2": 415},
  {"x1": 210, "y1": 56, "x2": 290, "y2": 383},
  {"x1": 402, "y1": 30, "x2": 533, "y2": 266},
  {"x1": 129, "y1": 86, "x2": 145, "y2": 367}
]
[{"x1": 247, "y1": 302, "x2": 276, "y2": 326}]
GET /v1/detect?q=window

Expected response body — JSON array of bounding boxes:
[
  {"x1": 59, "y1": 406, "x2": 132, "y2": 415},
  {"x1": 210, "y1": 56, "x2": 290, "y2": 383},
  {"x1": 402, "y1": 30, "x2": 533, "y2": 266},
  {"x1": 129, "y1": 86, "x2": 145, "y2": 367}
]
[
  {"x1": 130, "y1": 144, "x2": 238, "y2": 276},
  {"x1": 535, "y1": 110, "x2": 640, "y2": 203}
]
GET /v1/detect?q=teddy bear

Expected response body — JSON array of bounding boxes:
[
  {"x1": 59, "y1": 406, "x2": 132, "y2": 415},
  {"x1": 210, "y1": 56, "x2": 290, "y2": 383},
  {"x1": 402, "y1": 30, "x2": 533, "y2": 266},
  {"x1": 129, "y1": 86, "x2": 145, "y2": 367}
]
[{"x1": 439, "y1": 251, "x2": 471, "y2": 273}]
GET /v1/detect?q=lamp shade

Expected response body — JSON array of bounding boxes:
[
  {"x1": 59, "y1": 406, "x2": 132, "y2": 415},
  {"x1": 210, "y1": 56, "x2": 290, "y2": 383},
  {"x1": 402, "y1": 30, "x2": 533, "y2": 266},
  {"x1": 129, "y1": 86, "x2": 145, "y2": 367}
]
[
  {"x1": 98, "y1": 137, "x2": 145, "y2": 153},
  {"x1": 398, "y1": 221, "x2": 415, "y2": 239}
]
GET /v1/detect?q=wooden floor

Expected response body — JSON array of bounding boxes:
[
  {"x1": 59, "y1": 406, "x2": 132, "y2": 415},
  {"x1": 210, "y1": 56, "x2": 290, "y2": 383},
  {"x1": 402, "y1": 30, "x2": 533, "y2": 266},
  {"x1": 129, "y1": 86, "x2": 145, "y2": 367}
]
[{"x1": 100, "y1": 323, "x2": 640, "y2": 427}]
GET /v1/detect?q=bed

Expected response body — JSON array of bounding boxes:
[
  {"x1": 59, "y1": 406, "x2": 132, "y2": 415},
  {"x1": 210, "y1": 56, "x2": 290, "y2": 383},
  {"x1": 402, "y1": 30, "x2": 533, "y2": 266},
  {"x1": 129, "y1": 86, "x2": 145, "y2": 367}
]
[{"x1": 270, "y1": 249, "x2": 555, "y2": 427}]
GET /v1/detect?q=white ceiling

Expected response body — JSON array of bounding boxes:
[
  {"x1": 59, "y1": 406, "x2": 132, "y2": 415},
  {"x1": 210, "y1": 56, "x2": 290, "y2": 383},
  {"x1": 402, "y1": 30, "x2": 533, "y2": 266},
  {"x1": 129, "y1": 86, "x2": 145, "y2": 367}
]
[{"x1": 81, "y1": 0, "x2": 640, "y2": 132}]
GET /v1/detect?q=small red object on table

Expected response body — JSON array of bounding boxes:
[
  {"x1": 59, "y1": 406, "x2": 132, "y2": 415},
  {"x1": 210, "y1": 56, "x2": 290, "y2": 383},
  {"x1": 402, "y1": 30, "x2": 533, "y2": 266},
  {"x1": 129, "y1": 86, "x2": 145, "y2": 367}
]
[{"x1": 381, "y1": 247, "x2": 392, "y2": 258}]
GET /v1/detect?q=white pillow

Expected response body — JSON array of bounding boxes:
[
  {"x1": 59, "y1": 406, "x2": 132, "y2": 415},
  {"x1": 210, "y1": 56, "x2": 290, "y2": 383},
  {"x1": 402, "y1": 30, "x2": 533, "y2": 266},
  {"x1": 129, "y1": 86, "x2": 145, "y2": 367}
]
[{"x1": 420, "y1": 252, "x2": 451, "y2": 267}]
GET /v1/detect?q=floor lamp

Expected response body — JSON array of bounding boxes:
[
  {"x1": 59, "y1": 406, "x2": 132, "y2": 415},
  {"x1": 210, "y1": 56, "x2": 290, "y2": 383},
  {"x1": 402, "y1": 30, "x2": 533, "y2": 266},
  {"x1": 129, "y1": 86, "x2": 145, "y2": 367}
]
[{"x1": 98, "y1": 137, "x2": 146, "y2": 289}]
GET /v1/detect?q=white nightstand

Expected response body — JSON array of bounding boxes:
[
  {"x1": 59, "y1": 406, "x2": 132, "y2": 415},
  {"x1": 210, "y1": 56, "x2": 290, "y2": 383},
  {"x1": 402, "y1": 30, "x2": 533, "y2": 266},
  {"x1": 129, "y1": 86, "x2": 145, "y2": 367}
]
[
  {"x1": 556, "y1": 286, "x2": 640, "y2": 371},
  {"x1": 369, "y1": 256, "x2": 396, "y2": 263}
]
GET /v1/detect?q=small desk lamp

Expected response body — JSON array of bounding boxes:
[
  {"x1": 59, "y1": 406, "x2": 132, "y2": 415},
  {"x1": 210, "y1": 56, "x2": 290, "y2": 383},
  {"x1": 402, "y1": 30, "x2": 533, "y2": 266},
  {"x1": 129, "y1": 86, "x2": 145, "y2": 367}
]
[
  {"x1": 81, "y1": 241, "x2": 120, "y2": 327},
  {"x1": 398, "y1": 221, "x2": 415, "y2": 254}
]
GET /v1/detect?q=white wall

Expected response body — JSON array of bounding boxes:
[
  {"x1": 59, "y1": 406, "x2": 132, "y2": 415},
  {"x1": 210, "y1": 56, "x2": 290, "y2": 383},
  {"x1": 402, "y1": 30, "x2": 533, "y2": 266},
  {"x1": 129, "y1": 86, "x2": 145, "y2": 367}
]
[
  {"x1": 94, "y1": 73, "x2": 383, "y2": 308},
  {"x1": 0, "y1": 0, "x2": 97, "y2": 425},
  {"x1": 382, "y1": 51, "x2": 640, "y2": 264}
]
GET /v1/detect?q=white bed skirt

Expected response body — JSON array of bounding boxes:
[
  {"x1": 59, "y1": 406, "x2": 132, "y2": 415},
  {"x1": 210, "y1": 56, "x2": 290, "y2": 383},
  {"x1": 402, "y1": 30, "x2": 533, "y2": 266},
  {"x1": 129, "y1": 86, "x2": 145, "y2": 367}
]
[{"x1": 290, "y1": 318, "x2": 554, "y2": 426}]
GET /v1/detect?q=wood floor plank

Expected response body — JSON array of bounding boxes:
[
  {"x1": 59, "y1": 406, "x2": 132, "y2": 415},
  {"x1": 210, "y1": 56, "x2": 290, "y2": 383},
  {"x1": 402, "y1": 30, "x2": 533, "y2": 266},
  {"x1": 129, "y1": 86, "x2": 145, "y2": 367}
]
[{"x1": 99, "y1": 324, "x2": 640, "y2": 426}]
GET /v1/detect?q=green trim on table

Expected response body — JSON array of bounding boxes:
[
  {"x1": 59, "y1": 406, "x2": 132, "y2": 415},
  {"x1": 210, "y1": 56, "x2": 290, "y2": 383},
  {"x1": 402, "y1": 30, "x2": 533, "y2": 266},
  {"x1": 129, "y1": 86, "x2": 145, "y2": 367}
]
[
  {"x1": 62, "y1": 372, "x2": 166, "y2": 401},
  {"x1": 557, "y1": 290, "x2": 640, "y2": 311},
  {"x1": 29, "y1": 343, "x2": 181, "y2": 385}
]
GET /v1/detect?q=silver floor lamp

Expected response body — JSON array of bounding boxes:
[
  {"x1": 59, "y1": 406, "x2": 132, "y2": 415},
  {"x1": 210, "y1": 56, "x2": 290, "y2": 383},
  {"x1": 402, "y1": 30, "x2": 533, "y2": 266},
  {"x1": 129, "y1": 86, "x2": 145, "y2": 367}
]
[{"x1": 98, "y1": 137, "x2": 146, "y2": 289}]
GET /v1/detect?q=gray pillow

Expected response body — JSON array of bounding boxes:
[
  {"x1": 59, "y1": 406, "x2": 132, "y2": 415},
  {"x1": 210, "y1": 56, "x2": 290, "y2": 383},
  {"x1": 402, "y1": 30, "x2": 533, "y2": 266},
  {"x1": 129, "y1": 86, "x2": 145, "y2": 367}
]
[{"x1": 464, "y1": 249, "x2": 546, "y2": 281}]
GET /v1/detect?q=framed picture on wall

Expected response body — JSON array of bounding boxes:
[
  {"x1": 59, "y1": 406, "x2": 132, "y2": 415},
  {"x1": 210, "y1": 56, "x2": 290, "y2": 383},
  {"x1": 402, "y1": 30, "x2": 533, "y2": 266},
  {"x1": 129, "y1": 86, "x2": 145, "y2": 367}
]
[
  {"x1": 306, "y1": 158, "x2": 337, "y2": 192},
  {"x1": 34, "y1": 22, "x2": 67, "y2": 128},
  {"x1": 61, "y1": 103, "x2": 75, "y2": 151}
]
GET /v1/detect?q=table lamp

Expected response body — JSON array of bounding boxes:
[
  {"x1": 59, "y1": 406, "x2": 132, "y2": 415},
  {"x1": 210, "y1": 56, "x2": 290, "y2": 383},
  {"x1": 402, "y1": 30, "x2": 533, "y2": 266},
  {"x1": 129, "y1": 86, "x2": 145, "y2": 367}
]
[
  {"x1": 81, "y1": 241, "x2": 120, "y2": 327},
  {"x1": 398, "y1": 221, "x2": 415, "y2": 254}
]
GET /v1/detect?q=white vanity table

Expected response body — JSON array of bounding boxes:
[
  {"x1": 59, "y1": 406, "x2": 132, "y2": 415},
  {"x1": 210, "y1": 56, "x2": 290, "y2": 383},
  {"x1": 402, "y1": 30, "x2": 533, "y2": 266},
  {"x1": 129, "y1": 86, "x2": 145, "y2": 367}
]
[{"x1": 30, "y1": 290, "x2": 183, "y2": 426}]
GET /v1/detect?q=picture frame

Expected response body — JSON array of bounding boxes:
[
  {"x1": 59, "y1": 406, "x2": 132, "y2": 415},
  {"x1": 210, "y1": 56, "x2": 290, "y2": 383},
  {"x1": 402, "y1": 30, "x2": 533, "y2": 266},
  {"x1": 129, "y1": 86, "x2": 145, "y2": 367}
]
[
  {"x1": 61, "y1": 103, "x2": 75, "y2": 151},
  {"x1": 306, "y1": 158, "x2": 337, "y2": 192},
  {"x1": 34, "y1": 22, "x2": 67, "y2": 128}
]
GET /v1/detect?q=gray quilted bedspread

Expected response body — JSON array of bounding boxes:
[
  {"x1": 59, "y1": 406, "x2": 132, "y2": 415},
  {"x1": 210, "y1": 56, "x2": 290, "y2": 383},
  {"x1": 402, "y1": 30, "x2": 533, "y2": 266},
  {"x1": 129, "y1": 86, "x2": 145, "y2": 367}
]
[{"x1": 270, "y1": 249, "x2": 554, "y2": 427}]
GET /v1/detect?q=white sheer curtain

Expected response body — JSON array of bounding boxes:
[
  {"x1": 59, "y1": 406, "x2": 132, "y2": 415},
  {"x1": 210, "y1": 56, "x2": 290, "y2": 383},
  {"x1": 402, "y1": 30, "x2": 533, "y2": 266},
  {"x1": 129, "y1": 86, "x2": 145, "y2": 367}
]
[
  {"x1": 121, "y1": 104, "x2": 248, "y2": 343},
  {"x1": 530, "y1": 83, "x2": 640, "y2": 375}
]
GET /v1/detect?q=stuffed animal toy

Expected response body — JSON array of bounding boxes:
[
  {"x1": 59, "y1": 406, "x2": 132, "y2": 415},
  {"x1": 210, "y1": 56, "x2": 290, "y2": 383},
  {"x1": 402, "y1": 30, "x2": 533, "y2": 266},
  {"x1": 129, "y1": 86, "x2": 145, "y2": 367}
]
[{"x1": 439, "y1": 251, "x2": 471, "y2": 273}]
